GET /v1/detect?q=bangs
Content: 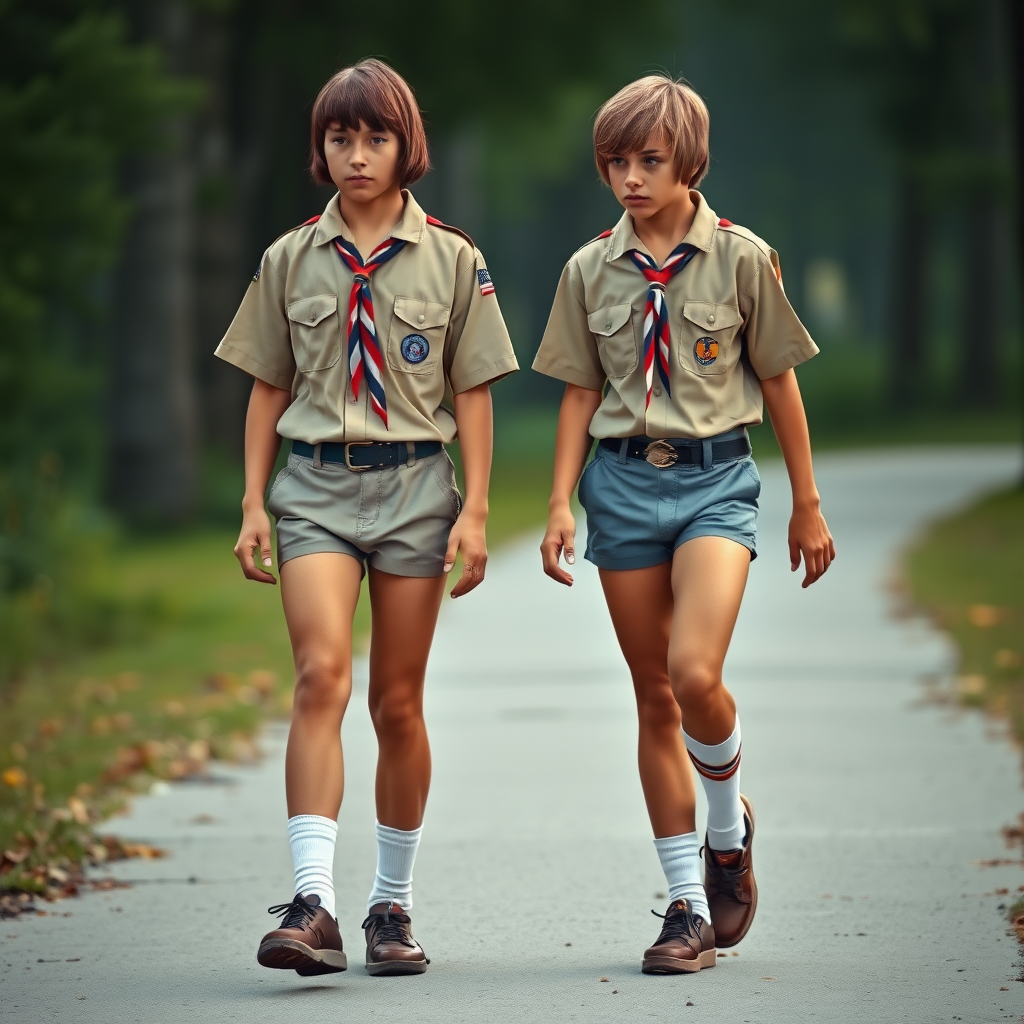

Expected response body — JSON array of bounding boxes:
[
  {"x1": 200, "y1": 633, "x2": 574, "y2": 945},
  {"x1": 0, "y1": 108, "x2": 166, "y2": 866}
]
[
  {"x1": 313, "y1": 68, "x2": 404, "y2": 137},
  {"x1": 309, "y1": 59, "x2": 430, "y2": 188}
]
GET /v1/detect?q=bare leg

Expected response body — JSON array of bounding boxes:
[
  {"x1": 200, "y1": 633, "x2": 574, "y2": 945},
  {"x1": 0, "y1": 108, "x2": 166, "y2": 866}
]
[
  {"x1": 668, "y1": 537, "x2": 749, "y2": 744},
  {"x1": 599, "y1": 563, "x2": 696, "y2": 838},
  {"x1": 366, "y1": 568, "x2": 446, "y2": 831},
  {"x1": 280, "y1": 552, "x2": 363, "y2": 818}
]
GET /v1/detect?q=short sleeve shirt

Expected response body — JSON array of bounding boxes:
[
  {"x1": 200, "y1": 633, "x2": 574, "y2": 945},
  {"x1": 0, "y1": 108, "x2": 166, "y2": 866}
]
[
  {"x1": 215, "y1": 190, "x2": 518, "y2": 444},
  {"x1": 532, "y1": 191, "x2": 818, "y2": 439}
]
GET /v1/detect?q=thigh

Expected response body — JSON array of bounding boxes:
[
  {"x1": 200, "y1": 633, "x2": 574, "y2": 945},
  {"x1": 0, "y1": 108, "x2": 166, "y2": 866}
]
[
  {"x1": 367, "y1": 568, "x2": 446, "y2": 696},
  {"x1": 598, "y1": 563, "x2": 675, "y2": 679},
  {"x1": 668, "y1": 536, "x2": 750, "y2": 672},
  {"x1": 280, "y1": 552, "x2": 364, "y2": 669}
]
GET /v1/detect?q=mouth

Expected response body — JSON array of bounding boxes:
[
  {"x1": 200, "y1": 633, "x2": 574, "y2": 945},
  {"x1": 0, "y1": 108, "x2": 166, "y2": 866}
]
[
  {"x1": 624, "y1": 194, "x2": 649, "y2": 204},
  {"x1": 346, "y1": 175, "x2": 372, "y2": 184}
]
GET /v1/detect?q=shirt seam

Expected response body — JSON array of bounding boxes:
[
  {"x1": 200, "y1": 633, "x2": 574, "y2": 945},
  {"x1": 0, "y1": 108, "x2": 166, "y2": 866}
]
[{"x1": 448, "y1": 356, "x2": 519, "y2": 392}]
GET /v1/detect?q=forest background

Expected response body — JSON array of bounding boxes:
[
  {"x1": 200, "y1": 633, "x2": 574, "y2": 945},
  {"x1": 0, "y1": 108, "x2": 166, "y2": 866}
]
[{"x1": 1, "y1": 0, "x2": 1024, "y2": 881}]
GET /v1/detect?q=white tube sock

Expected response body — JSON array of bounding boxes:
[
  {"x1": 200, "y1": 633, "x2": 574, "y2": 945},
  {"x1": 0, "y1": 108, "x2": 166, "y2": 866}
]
[
  {"x1": 287, "y1": 814, "x2": 338, "y2": 918},
  {"x1": 367, "y1": 821, "x2": 422, "y2": 912},
  {"x1": 653, "y1": 831, "x2": 710, "y2": 922},
  {"x1": 683, "y1": 717, "x2": 746, "y2": 851}
]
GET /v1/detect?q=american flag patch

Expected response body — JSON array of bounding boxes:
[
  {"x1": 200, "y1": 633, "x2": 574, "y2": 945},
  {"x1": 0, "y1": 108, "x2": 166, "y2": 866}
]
[{"x1": 477, "y1": 268, "x2": 495, "y2": 296}]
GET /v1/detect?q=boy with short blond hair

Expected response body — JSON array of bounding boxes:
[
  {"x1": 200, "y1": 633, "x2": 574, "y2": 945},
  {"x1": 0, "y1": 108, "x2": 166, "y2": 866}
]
[{"x1": 535, "y1": 74, "x2": 834, "y2": 973}]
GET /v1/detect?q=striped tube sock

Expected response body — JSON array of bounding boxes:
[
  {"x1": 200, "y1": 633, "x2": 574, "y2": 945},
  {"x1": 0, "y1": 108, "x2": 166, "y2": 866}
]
[
  {"x1": 287, "y1": 814, "x2": 338, "y2": 917},
  {"x1": 653, "y1": 831, "x2": 710, "y2": 922},
  {"x1": 367, "y1": 821, "x2": 422, "y2": 912},
  {"x1": 683, "y1": 717, "x2": 746, "y2": 851}
]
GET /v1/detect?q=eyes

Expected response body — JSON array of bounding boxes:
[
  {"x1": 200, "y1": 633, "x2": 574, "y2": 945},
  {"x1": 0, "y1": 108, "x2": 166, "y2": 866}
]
[
  {"x1": 609, "y1": 155, "x2": 663, "y2": 168},
  {"x1": 328, "y1": 135, "x2": 389, "y2": 147}
]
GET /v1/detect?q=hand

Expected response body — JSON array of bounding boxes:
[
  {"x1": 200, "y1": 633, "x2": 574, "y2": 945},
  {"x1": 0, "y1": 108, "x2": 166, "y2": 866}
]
[
  {"x1": 788, "y1": 502, "x2": 835, "y2": 588},
  {"x1": 444, "y1": 509, "x2": 487, "y2": 598},
  {"x1": 541, "y1": 503, "x2": 577, "y2": 586},
  {"x1": 234, "y1": 504, "x2": 277, "y2": 584}
]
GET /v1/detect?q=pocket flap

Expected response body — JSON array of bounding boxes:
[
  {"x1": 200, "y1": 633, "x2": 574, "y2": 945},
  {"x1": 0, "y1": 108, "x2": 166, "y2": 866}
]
[
  {"x1": 587, "y1": 303, "x2": 632, "y2": 336},
  {"x1": 394, "y1": 296, "x2": 451, "y2": 330},
  {"x1": 287, "y1": 294, "x2": 338, "y2": 327},
  {"x1": 682, "y1": 300, "x2": 741, "y2": 332}
]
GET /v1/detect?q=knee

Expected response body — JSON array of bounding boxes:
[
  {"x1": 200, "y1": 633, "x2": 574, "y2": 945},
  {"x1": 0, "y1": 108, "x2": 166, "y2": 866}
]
[
  {"x1": 369, "y1": 688, "x2": 423, "y2": 740},
  {"x1": 633, "y1": 676, "x2": 682, "y2": 733},
  {"x1": 668, "y1": 659, "x2": 722, "y2": 718},
  {"x1": 293, "y1": 654, "x2": 351, "y2": 717}
]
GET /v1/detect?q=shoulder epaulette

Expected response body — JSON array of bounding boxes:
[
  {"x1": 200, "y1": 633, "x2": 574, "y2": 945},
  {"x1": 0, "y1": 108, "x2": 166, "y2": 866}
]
[
  {"x1": 268, "y1": 214, "x2": 321, "y2": 249},
  {"x1": 425, "y1": 214, "x2": 474, "y2": 247},
  {"x1": 718, "y1": 218, "x2": 733, "y2": 227}
]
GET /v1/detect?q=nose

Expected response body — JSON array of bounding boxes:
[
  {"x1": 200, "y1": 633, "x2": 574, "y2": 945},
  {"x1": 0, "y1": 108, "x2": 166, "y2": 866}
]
[
  {"x1": 349, "y1": 143, "x2": 367, "y2": 168},
  {"x1": 624, "y1": 160, "x2": 643, "y2": 188}
]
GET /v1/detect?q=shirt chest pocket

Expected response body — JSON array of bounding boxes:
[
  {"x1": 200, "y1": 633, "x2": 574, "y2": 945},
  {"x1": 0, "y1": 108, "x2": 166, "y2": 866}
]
[
  {"x1": 587, "y1": 303, "x2": 638, "y2": 378},
  {"x1": 287, "y1": 294, "x2": 340, "y2": 372},
  {"x1": 679, "y1": 301, "x2": 742, "y2": 377},
  {"x1": 387, "y1": 296, "x2": 450, "y2": 375}
]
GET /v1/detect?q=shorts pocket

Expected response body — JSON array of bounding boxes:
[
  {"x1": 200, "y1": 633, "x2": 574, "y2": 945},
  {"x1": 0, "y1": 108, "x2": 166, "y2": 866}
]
[
  {"x1": 679, "y1": 300, "x2": 741, "y2": 377},
  {"x1": 427, "y1": 454, "x2": 461, "y2": 520},
  {"x1": 587, "y1": 303, "x2": 638, "y2": 378},
  {"x1": 287, "y1": 294, "x2": 341, "y2": 372},
  {"x1": 387, "y1": 296, "x2": 449, "y2": 375},
  {"x1": 739, "y1": 457, "x2": 761, "y2": 494},
  {"x1": 266, "y1": 462, "x2": 299, "y2": 517}
]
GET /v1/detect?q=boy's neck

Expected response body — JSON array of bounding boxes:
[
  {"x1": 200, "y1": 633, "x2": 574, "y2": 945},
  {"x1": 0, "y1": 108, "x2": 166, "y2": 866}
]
[
  {"x1": 339, "y1": 184, "x2": 406, "y2": 257},
  {"x1": 630, "y1": 189, "x2": 698, "y2": 266}
]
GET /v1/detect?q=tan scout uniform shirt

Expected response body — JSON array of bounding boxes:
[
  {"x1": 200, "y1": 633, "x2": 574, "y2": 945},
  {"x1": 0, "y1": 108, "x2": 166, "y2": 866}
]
[
  {"x1": 532, "y1": 191, "x2": 818, "y2": 439},
  {"x1": 216, "y1": 191, "x2": 518, "y2": 444}
]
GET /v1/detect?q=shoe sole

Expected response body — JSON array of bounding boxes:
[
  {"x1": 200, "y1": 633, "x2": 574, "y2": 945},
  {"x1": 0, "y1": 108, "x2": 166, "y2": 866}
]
[
  {"x1": 642, "y1": 948, "x2": 718, "y2": 974},
  {"x1": 713, "y1": 793, "x2": 758, "y2": 949},
  {"x1": 257, "y1": 937, "x2": 347, "y2": 975},
  {"x1": 365, "y1": 958, "x2": 428, "y2": 976}
]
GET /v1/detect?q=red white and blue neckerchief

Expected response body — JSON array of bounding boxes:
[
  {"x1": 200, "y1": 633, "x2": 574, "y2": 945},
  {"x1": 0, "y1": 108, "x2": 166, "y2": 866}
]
[
  {"x1": 628, "y1": 242, "x2": 700, "y2": 406},
  {"x1": 333, "y1": 236, "x2": 407, "y2": 428}
]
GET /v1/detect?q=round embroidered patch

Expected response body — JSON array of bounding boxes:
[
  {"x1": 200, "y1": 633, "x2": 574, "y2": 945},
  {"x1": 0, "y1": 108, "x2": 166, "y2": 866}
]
[
  {"x1": 694, "y1": 337, "x2": 719, "y2": 367},
  {"x1": 401, "y1": 334, "x2": 430, "y2": 364}
]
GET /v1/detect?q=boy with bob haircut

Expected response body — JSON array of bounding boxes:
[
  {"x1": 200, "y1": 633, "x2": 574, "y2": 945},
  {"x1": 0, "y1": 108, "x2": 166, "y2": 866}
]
[
  {"x1": 535, "y1": 75, "x2": 834, "y2": 973},
  {"x1": 217, "y1": 59, "x2": 517, "y2": 977}
]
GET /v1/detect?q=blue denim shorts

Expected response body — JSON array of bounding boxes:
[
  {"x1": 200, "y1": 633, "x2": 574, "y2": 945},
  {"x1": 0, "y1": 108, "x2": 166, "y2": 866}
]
[{"x1": 577, "y1": 434, "x2": 760, "y2": 571}]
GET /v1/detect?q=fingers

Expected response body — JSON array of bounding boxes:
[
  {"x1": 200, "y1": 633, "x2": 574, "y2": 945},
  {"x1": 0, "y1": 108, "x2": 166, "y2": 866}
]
[
  {"x1": 443, "y1": 536, "x2": 459, "y2": 576},
  {"x1": 789, "y1": 537, "x2": 801, "y2": 573},
  {"x1": 234, "y1": 534, "x2": 277, "y2": 585},
  {"x1": 540, "y1": 531, "x2": 575, "y2": 586},
  {"x1": 801, "y1": 540, "x2": 832, "y2": 588},
  {"x1": 449, "y1": 556, "x2": 486, "y2": 598}
]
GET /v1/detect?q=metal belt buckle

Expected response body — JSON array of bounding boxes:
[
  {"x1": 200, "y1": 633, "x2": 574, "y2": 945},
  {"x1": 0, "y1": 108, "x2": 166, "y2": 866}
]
[
  {"x1": 344, "y1": 441, "x2": 373, "y2": 472},
  {"x1": 644, "y1": 440, "x2": 678, "y2": 468}
]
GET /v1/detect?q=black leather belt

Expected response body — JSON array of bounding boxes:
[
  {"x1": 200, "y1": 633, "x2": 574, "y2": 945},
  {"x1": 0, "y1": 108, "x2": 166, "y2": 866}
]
[
  {"x1": 291, "y1": 439, "x2": 442, "y2": 471},
  {"x1": 598, "y1": 434, "x2": 751, "y2": 467}
]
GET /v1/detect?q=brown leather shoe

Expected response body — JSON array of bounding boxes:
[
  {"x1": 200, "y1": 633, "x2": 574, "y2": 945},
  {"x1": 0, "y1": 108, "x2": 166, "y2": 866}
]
[
  {"x1": 641, "y1": 899, "x2": 717, "y2": 974},
  {"x1": 704, "y1": 793, "x2": 758, "y2": 948},
  {"x1": 256, "y1": 894, "x2": 347, "y2": 976},
  {"x1": 362, "y1": 901, "x2": 428, "y2": 976}
]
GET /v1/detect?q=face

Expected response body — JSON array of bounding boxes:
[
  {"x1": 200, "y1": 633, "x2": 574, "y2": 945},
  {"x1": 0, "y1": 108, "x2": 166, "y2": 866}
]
[
  {"x1": 606, "y1": 135, "x2": 690, "y2": 220},
  {"x1": 324, "y1": 119, "x2": 401, "y2": 202}
]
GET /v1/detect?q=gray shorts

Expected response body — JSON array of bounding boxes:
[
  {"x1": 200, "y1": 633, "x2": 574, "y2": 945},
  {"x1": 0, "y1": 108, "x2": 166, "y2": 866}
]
[
  {"x1": 267, "y1": 448, "x2": 461, "y2": 577},
  {"x1": 578, "y1": 436, "x2": 760, "y2": 571}
]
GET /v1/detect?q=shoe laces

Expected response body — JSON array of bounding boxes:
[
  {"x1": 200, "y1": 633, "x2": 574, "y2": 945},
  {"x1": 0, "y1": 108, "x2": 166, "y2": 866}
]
[
  {"x1": 268, "y1": 894, "x2": 319, "y2": 930},
  {"x1": 651, "y1": 902, "x2": 700, "y2": 945},
  {"x1": 361, "y1": 902, "x2": 417, "y2": 948},
  {"x1": 704, "y1": 845, "x2": 748, "y2": 897}
]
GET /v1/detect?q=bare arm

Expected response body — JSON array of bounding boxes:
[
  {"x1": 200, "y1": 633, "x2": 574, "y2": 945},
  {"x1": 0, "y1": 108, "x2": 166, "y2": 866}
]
[
  {"x1": 444, "y1": 382, "x2": 494, "y2": 598},
  {"x1": 760, "y1": 368, "x2": 835, "y2": 587},
  {"x1": 540, "y1": 383, "x2": 603, "y2": 586},
  {"x1": 233, "y1": 378, "x2": 292, "y2": 584}
]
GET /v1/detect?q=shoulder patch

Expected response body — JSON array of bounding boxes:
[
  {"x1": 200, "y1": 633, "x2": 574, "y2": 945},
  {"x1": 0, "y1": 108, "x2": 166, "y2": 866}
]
[{"x1": 425, "y1": 214, "x2": 474, "y2": 247}]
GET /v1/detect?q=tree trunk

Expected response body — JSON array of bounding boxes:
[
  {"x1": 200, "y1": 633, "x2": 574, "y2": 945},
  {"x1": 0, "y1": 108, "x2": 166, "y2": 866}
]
[
  {"x1": 887, "y1": 169, "x2": 930, "y2": 411},
  {"x1": 106, "y1": 0, "x2": 198, "y2": 523},
  {"x1": 1006, "y1": 0, "x2": 1024, "y2": 456}
]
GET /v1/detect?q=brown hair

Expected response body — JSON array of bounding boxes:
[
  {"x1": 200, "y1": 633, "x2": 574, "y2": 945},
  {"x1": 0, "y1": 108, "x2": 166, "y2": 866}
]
[
  {"x1": 593, "y1": 75, "x2": 710, "y2": 188},
  {"x1": 310, "y1": 59, "x2": 430, "y2": 188}
]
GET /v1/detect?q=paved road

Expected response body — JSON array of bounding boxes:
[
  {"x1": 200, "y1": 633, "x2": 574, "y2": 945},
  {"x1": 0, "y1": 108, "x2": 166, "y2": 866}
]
[{"x1": 4, "y1": 447, "x2": 1023, "y2": 1024}]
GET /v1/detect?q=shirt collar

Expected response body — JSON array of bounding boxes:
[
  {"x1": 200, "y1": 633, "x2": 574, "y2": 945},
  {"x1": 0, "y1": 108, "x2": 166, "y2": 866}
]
[
  {"x1": 313, "y1": 188, "x2": 427, "y2": 249},
  {"x1": 606, "y1": 190, "x2": 718, "y2": 263}
]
